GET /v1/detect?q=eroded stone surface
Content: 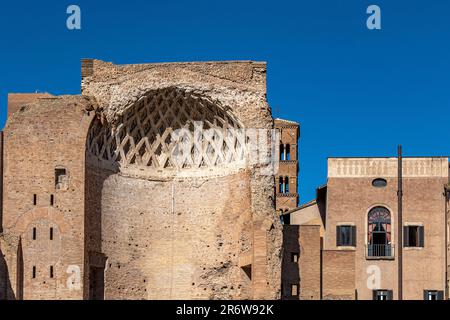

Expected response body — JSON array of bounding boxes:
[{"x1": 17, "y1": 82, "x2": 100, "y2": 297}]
[{"x1": 0, "y1": 59, "x2": 282, "y2": 300}]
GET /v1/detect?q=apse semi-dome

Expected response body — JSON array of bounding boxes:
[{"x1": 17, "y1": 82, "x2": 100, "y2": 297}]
[{"x1": 87, "y1": 87, "x2": 247, "y2": 178}]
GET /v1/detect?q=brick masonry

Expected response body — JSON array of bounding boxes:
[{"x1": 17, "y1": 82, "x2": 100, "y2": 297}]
[
  {"x1": 322, "y1": 157, "x2": 449, "y2": 300},
  {"x1": 281, "y1": 225, "x2": 321, "y2": 300},
  {"x1": 0, "y1": 59, "x2": 284, "y2": 300},
  {"x1": 1, "y1": 95, "x2": 95, "y2": 299},
  {"x1": 322, "y1": 250, "x2": 355, "y2": 300},
  {"x1": 274, "y1": 119, "x2": 299, "y2": 213}
]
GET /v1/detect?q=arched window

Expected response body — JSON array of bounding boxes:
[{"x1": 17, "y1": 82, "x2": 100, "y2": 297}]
[
  {"x1": 285, "y1": 177, "x2": 289, "y2": 193},
  {"x1": 280, "y1": 144, "x2": 285, "y2": 161},
  {"x1": 367, "y1": 206, "x2": 392, "y2": 257},
  {"x1": 286, "y1": 144, "x2": 291, "y2": 161},
  {"x1": 279, "y1": 177, "x2": 284, "y2": 193}
]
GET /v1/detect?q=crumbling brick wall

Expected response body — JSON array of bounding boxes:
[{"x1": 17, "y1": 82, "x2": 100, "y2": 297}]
[
  {"x1": 82, "y1": 59, "x2": 281, "y2": 299},
  {"x1": 2, "y1": 95, "x2": 95, "y2": 299},
  {"x1": 1, "y1": 59, "x2": 282, "y2": 300}
]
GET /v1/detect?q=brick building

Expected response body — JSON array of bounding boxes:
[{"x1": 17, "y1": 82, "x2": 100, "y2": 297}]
[
  {"x1": 274, "y1": 119, "x2": 299, "y2": 214},
  {"x1": 285, "y1": 155, "x2": 450, "y2": 300},
  {"x1": 2, "y1": 59, "x2": 447, "y2": 301},
  {"x1": 0, "y1": 59, "x2": 289, "y2": 300}
]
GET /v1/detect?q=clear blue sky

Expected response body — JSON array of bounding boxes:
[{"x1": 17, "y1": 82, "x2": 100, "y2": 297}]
[{"x1": 1, "y1": 1, "x2": 449, "y2": 203}]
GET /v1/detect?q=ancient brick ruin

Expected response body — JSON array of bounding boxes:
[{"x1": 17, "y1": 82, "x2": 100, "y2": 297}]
[{"x1": 0, "y1": 59, "x2": 291, "y2": 300}]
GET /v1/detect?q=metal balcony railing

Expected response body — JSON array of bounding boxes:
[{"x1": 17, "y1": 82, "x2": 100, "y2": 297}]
[{"x1": 366, "y1": 244, "x2": 394, "y2": 258}]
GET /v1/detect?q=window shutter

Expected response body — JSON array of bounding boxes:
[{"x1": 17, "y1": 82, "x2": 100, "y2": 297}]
[
  {"x1": 437, "y1": 291, "x2": 444, "y2": 300},
  {"x1": 336, "y1": 226, "x2": 341, "y2": 246},
  {"x1": 419, "y1": 226, "x2": 424, "y2": 247},
  {"x1": 351, "y1": 226, "x2": 357, "y2": 247},
  {"x1": 403, "y1": 226, "x2": 409, "y2": 247},
  {"x1": 423, "y1": 290, "x2": 429, "y2": 300},
  {"x1": 387, "y1": 290, "x2": 393, "y2": 300}
]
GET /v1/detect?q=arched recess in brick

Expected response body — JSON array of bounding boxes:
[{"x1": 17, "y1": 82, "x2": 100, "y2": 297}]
[
  {"x1": 86, "y1": 87, "x2": 247, "y2": 178},
  {"x1": 13, "y1": 207, "x2": 70, "y2": 235},
  {"x1": 84, "y1": 87, "x2": 256, "y2": 299}
]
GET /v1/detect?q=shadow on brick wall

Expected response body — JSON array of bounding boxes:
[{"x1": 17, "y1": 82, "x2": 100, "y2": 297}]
[
  {"x1": 0, "y1": 246, "x2": 15, "y2": 300},
  {"x1": 281, "y1": 225, "x2": 300, "y2": 300},
  {"x1": 84, "y1": 161, "x2": 115, "y2": 300}
]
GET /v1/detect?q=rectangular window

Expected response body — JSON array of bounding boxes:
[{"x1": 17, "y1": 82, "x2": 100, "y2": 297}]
[
  {"x1": 50, "y1": 227, "x2": 53, "y2": 240},
  {"x1": 33, "y1": 194, "x2": 37, "y2": 205},
  {"x1": 55, "y1": 168, "x2": 67, "y2": 188},
  {"x1": 404, "y1": 225, "x2": 424, "y2": 247},
  {"x1": 291, "y1": 253, "x2": 299, "y2": 263},
  {"x1": 50, "y1": 266, "x2": 54, "y2": 278},
  {"x1": 373, "y1": 290, "x2": 393, "y2": 300},
  {"x1": 291, "y1": 284, "x2": 299, "y2": 296},
  {"x1": 50, "y1": 194, "x2": 54, "y2": 206},
  {"x1": 32, "y1": 266, "x2": 36, "y2": 279},
  {"x1": 424, "y1": 290, "x2": 443, "y2": 300},
  {"x1": 281, "y1": 213, "x2": 290, "y2": 225},
  {"x1": 32, "y1": 227, "x2": 36, "y2": 240},
  {"x1": 336, "y1": 225, "x2": 356, "y2": 247}
]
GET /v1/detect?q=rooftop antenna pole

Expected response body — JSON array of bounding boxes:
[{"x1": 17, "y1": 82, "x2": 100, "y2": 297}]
[{"x1": 397, "y1": 145, "x2": 403, "y2": 300}]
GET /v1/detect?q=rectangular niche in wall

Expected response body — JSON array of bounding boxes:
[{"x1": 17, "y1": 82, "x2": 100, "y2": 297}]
[{"x1": 55, "y1": 168, "x2": 69, "y2": 191}]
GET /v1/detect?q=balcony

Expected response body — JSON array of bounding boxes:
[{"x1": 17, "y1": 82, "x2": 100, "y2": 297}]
[{"x1": 366, "y1": 244, "x2": 395, "y2": 260}]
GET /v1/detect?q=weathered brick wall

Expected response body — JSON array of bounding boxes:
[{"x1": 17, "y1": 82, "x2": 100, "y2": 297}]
[
  {"x1": 0, "y1": 238, "x2": 5, "y2": 299},
  {"x1": 2, "y1": 95, "x2": 95, "y2": 299},
  {"x1": 86, "y1": 164, "x2": 255, "y2": 299},
  {"x1": 447, "y1": 190, "x2": 450, "y2": 298},
  {"x1": 299, "y1": 225, "x2": 321, "y2": 300},
  {"x1": 6, "y1": 93, "x2": 53, "y2": 118},
  {"x1": 0, "y1": 131, "x2": 3, "y2": 233},
  {"x1": 81, "y1": 60, "x2": 271, "y2": 129},
  {"x1": 281, "y1": 225, "x2": 300, "y2": 300},
  {"x1": 281, "y1": 225, "x2": 321, "y2": 300},
  {"x1": 322, "y1": 250, "x2": 355, "y2": 300},
  {"x1": 82, "y1": 59, "x2": 281, "y2": 300},
  {"x1": 0, "y1": 234, "x2": 18, "y2": 299},
  {"x1": 1, "y1": 59, "x2": 282, "y2": 300}
]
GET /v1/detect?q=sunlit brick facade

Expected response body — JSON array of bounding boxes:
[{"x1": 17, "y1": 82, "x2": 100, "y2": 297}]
[{"x1": 286, "y1": 156, "x2": 450, "y2": 300}]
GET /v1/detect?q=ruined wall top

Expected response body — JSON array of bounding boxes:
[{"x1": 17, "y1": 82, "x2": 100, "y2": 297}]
[
  {"x1": 7, "y1": 93, "x2": 54, "y2": 118},
  {"x1": 80, "y1": 59, "x2": 271, "y2": 129}
]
